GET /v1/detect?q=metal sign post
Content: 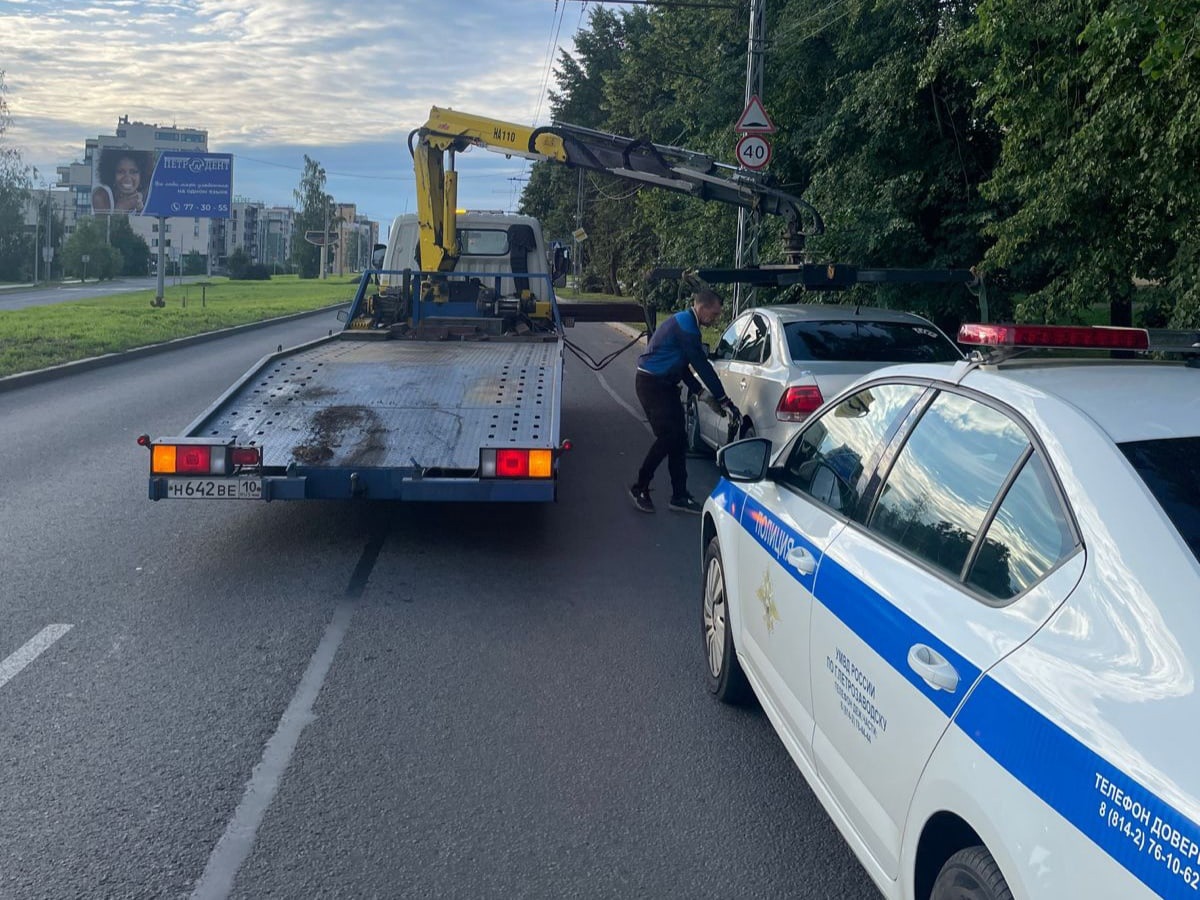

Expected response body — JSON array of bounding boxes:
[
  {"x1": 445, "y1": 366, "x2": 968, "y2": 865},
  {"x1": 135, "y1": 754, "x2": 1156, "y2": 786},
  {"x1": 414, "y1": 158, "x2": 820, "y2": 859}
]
[
  {"x1": 733, "y1": 0, "x2": 769, "y2": 317},
  {"x1": 154, "y1": 216, "x2": 166, "y2": 307}
]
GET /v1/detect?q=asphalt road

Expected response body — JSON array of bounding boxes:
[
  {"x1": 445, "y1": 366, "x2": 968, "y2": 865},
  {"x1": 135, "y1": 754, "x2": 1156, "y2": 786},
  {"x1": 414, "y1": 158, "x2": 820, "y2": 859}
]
[
  {"x1": 0, "y1": 276, "x2": 213, "y2": 311},
  {"x1": 0, "y1": 317, "x2": 878, "y2": 899}
]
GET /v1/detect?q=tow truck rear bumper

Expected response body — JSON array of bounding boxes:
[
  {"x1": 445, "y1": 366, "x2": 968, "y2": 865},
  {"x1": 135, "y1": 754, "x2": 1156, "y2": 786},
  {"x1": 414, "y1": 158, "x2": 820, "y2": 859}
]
[{"x1": 149, "y1": 472, "x2": 557, "y2": 503}]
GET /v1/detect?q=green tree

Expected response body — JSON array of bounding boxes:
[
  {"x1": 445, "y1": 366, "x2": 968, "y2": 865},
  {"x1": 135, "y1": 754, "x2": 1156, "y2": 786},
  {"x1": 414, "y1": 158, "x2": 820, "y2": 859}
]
[
  {"x1": 971, "y1": 0, "x2": 1200, "y2": 327},
  {"x1": 62, "y1": 217, "x2": 121, "y2": 281},
  {"x1": 520, "y1": 7, "x2": 666, "y2": 296},
  {"x1": 108, "y1": 214, "x2": 151, "y2": 275},
  {"x1": 763, "y1": 0, "x2": 999, "y2": 327},
  {"x1": 292, "y1": 155, "x2": 337, "y2": 279},
  {"x1": 0, "y1": 70, "x2": 32, "y2": 282},
  {"x1": 183, "y1": 249, "x2": 206, "y2": 276}
]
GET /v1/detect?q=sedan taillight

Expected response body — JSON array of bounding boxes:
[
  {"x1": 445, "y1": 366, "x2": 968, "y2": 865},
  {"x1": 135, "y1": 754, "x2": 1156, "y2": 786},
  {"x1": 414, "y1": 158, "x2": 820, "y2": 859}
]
[{"x1": 776, "y1": 385, "x2": 824, "y2": 422}]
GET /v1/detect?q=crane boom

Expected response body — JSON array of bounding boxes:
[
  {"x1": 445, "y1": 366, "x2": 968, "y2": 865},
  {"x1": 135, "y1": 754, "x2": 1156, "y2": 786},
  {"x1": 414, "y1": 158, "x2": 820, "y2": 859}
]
[{"x1": 409, "y1": 106, "x2": 823, "y2": 277}]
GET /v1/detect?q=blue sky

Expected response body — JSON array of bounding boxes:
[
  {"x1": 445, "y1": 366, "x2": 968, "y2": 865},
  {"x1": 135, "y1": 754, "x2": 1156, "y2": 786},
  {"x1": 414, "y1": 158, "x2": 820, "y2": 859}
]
[{"x1": 1, "y1": 0, "x2": 590, "y2": 226}]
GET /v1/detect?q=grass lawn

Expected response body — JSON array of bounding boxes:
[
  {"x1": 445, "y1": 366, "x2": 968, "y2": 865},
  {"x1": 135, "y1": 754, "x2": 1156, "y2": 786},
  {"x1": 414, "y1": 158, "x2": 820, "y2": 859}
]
[{"x1": 0, "y1": 275, "x2": 360, "y2": 378}]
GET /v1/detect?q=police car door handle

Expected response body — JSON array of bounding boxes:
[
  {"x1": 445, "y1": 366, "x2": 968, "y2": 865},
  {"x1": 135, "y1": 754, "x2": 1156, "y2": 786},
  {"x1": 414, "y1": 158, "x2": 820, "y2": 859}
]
[
  {"x1": 907, "y1": 644, "x2": 960, "y2": 693},
  {"x1": 786, "y1": 546, "x2": 816, "y2": 576}
]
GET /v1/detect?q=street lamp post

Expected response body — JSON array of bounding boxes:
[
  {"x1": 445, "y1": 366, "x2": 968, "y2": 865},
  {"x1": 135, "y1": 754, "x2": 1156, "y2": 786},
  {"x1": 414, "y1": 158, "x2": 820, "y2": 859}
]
[
  {"x1": 33, "y1": 205, "x2": 40, "y2": 284},
  {"x1": 44, "y1": 189, "x2": 53, "y2": 282}
]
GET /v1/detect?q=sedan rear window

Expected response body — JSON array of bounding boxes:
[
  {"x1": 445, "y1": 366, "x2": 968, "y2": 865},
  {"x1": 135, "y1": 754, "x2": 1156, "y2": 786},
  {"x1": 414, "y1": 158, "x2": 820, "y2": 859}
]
[
  {"x1": 1119, "y1": 437, "x2": 1200, "y2": 564},
  {"x1": 786, "y1": 320, "x2": 961, "y2": 363}
]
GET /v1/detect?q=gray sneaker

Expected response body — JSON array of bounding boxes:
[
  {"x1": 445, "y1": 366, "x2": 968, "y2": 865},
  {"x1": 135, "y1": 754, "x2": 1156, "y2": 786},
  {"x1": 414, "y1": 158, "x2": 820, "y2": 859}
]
[
  {"x1": 629, "y1": 484, "x2": 654, "y2": 513},
  {"x1": 668, "y1": 494, "x2": 703, "y2": 514}
]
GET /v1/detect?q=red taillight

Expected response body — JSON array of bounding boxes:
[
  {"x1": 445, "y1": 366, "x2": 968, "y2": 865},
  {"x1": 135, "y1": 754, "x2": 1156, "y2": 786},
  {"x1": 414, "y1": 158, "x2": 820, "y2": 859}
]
[
  {"x1": 957, "y1": 323, "x2": 1150, "y2": 350},
  {"x1": 231, "y1": 447, "x2": 261, "y2": 467},
  {"x1": 176, "y1": 446, "x2": 211, "y2": 474},
  {"x1": 495, "y1": 449, "x2": 529, "y2": 478},
  {"x1": 777, "y1": 385, "x2": 824, "y2": 422}
]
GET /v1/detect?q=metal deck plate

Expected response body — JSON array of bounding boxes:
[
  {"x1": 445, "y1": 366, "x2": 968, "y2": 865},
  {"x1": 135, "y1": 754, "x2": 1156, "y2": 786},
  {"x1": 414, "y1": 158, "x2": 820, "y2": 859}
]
[{"x1": 191, "y1": 340, "x2": 562, "y2": 470}]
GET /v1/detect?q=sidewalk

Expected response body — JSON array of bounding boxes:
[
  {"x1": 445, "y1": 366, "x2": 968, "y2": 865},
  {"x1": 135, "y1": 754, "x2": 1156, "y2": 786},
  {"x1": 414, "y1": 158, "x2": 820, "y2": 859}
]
[{"x1": 0, "y1": 279, "x2": 84, "y2": 292}]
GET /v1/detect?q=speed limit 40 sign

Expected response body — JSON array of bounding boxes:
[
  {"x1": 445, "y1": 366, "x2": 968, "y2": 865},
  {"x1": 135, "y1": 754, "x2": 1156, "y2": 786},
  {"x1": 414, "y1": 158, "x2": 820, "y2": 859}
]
[{"x1": 735, "y1": 134, "x2": 772, "y2": 170}]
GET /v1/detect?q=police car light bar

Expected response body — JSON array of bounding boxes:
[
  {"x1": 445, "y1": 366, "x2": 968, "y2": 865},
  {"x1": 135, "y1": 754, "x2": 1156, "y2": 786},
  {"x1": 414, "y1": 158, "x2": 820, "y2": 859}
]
[{"x1": 958, "y1": 324, "x2": 1151, "y2": 351}]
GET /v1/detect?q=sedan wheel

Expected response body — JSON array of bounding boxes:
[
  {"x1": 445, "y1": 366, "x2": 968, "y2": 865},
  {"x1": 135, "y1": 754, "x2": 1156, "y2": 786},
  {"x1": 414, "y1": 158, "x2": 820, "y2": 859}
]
[
  {"x1": 702, "y1": 537, "x2": 752, "y2": 705},
  {"x1": 931, "y1": 846, "x2": 1014, "y2": 900}
]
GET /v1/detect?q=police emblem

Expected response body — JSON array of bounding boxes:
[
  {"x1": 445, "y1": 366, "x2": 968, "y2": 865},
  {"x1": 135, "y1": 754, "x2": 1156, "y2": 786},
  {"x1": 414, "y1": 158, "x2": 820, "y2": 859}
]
[{"x1": 756, "y1": 569, "x2": 780, "y2": 633}]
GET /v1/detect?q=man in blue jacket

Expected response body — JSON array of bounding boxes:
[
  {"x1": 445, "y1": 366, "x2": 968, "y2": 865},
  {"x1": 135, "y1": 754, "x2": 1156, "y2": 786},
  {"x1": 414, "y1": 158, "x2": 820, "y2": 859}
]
[{"x1": 630, "y1": 289, "x2": 740, "y2": 514}]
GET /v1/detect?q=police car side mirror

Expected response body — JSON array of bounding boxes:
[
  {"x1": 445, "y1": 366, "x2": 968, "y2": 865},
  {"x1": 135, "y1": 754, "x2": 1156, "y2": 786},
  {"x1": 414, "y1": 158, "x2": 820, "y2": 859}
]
[{"x1": 717, "y1": 437, "x2": 772, "y2": 483}]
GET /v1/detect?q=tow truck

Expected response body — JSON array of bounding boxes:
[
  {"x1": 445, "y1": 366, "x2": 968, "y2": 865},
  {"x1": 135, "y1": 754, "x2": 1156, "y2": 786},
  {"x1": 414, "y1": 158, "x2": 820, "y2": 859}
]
[{"x1": 139, "y1": 107, "x2": 833, "y2": 502}]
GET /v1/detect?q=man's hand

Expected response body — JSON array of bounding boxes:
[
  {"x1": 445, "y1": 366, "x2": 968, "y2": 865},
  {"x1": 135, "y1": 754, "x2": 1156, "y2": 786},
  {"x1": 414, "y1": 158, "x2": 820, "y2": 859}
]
[{"x1": 700, "y1": 392, "x2": 726, "y2": 417}]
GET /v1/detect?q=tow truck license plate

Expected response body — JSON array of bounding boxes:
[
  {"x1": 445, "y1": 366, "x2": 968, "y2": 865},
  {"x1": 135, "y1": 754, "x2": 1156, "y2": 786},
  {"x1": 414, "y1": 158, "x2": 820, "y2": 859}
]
[{"x1": 164, "y1": 478, "x2": 262, "y2": 500}]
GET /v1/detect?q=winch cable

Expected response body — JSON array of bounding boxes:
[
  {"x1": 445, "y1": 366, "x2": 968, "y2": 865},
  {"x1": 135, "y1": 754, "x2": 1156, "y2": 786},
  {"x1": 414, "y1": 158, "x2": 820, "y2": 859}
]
[{"x1": 563, "y1": 330, "x2": 647, "y2": 371}]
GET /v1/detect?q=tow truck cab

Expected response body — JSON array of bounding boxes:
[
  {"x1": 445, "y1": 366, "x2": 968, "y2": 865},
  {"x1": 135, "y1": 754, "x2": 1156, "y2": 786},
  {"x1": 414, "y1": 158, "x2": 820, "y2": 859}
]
[{"x1": 380, "y1": 211, "x2": 557, "y2": 299}]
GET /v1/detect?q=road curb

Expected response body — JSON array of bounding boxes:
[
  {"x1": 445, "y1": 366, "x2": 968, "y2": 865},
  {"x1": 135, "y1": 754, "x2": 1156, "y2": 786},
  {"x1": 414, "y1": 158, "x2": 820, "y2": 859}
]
[
  {"x1": 0, "y1": 303, "x2": 349, "y2": 394},
  {"x1": 608, "y1": 321, "x2": 647, "y2": 342}
]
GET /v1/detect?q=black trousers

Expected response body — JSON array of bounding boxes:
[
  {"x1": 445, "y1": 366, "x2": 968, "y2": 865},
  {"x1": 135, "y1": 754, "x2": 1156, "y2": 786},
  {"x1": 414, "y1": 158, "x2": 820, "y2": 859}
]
[{"x1": 635, "y1": 372, "x2": 688, "y2": 499}]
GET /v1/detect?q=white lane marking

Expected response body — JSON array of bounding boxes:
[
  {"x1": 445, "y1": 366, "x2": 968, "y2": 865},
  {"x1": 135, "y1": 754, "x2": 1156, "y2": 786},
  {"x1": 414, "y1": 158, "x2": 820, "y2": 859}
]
[
  {"x1": 0, "y1": 624, "x2": 73, "y2": 690},
  {"x1": 594, "y1": 371, "x2": 653, "y2": 436},
  {"x1": 191, "y1": 601, "x2": 355, "y2": 900}
]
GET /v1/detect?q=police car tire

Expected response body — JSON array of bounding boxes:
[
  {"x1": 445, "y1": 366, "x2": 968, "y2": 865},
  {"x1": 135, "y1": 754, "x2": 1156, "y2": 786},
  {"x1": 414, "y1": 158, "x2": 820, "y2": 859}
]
[
  {"x1": 703, "y1": 537, "x2": 753, "y2": 706},
  {"x1": 930, "y1": 846, "x2": 1013, "y2": 900}
]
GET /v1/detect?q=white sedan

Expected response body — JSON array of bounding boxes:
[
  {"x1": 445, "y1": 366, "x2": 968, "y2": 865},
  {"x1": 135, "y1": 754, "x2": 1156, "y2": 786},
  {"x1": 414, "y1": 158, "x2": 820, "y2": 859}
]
[
  {"x1": 687, "y1": 304, "x2": 961, "y2": 453},
  {"x1": 700, "y1": 323, "x2": 1200, "y2": 899}
]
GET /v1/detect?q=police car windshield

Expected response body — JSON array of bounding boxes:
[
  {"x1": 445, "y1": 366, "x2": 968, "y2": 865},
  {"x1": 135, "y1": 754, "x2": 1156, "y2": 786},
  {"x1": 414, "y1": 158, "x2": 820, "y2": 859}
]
[
  {"x1": 1120, "y1": 436, "x2": 1200, "y2": 564},
  {"x1": 786, "y1": 320, "x2": 961, "y2": 363}
]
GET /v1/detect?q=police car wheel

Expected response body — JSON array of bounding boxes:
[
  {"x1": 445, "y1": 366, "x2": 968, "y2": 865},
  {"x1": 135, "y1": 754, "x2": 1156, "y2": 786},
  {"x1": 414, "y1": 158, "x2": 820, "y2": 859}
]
[
  {"x1": 686, "y1": 396, "x2": 708, "y2": 454},
  {"x1": 930, "y1": 846, "x2": 1013, "y2": 900},
  {"x1": 702, "y1": 537, "x2": 753, "y2": 705}
]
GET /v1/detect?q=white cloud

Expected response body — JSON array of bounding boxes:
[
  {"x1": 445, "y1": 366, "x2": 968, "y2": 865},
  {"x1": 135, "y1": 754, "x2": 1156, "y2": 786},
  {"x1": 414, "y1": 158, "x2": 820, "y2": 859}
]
[{"x1": 1, "y1": 0, "x2": 580, "y2": 219}]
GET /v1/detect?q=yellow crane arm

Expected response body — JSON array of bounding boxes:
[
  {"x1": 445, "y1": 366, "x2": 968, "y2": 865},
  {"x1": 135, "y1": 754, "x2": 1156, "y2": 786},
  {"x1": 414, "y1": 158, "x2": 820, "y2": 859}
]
[
  {"x1": 409, "y1": 105, "x2": 823, "y2": 275},
  {"x1": 410, "y1": 107, "x2": 569, "y2": 274}
]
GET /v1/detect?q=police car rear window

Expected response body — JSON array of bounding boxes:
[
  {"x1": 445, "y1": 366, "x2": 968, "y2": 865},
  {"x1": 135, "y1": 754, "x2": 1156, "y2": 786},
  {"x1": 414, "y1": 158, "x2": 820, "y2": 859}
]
[
  {"x1": 1120, "y1": 437, "x2": 1200, "y2": 564},
  {"x1": 786, "y1": 320, "x2": 961, "y2": 363}
]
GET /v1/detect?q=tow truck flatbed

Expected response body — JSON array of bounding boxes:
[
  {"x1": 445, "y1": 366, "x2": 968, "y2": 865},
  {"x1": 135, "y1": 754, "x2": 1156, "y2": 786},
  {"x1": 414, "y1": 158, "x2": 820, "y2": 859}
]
[{"x1": 145, "y1": 265, "x2": 567, "y2": 503}]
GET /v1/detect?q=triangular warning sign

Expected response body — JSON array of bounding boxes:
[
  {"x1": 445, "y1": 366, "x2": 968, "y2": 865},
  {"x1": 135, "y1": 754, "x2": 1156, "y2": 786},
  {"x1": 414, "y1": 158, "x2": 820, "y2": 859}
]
[{"x1": 735, "y1": 95, "x2": 776, "y2": 133}]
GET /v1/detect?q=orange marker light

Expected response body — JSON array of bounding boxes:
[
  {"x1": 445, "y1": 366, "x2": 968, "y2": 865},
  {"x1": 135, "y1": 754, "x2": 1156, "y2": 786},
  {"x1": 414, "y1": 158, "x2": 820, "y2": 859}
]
[
  {"x1": 528, "y1": 450, "x2": 553, "y2": 478},
  {"x1": 152, "y1": 445, "x2": 177, "y2": 474}
]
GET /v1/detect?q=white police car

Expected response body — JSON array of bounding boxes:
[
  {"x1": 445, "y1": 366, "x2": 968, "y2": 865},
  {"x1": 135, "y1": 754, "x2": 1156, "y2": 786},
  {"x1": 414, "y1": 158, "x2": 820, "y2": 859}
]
[{"x1": 700, "y1": 324, "x2": 1200, "y2": 899}]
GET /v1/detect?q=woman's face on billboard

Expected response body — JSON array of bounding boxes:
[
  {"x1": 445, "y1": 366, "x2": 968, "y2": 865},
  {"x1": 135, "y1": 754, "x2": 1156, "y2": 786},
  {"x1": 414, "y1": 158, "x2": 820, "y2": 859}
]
[{"x1": 114, "y1": 157, "x2": 141, "y2": 194}]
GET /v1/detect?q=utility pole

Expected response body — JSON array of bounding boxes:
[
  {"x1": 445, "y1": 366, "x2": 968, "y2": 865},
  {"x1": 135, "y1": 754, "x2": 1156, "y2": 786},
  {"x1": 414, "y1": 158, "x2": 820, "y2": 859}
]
[
  {"x1": 319, "y1": 202, "x2": 329, "y2": 280},
  {"x1": 33, "y1": 196, "x2": 40, "y2": 284},
  {"x1": 574, "y1": 168, "x2": 584, "y2": 281},
  {"x1": 45, "y1": 190, "x2": 52, "y2": 281},
  {"x1": 733, "y1": 0, "x2": 766, "y2": 316}
]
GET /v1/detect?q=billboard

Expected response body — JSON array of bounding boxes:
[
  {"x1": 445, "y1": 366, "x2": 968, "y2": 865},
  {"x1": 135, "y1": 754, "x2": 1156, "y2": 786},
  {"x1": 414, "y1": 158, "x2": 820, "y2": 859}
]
[
  {"x1": 91, "y1": 147, "x2": 158, "y2": 215},
  {"x1": 90, "y1": 148, "x2": 232, "y2": 218},
  {"x1": 143, "y1": 152, "x2": 233, "y2": 219}
]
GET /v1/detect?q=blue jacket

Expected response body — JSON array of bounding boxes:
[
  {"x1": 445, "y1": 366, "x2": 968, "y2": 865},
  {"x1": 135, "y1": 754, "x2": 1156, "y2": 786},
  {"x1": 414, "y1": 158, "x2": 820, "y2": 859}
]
[{"x1": 636, "y1": 309, "x2": 727, "y2": 399}]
